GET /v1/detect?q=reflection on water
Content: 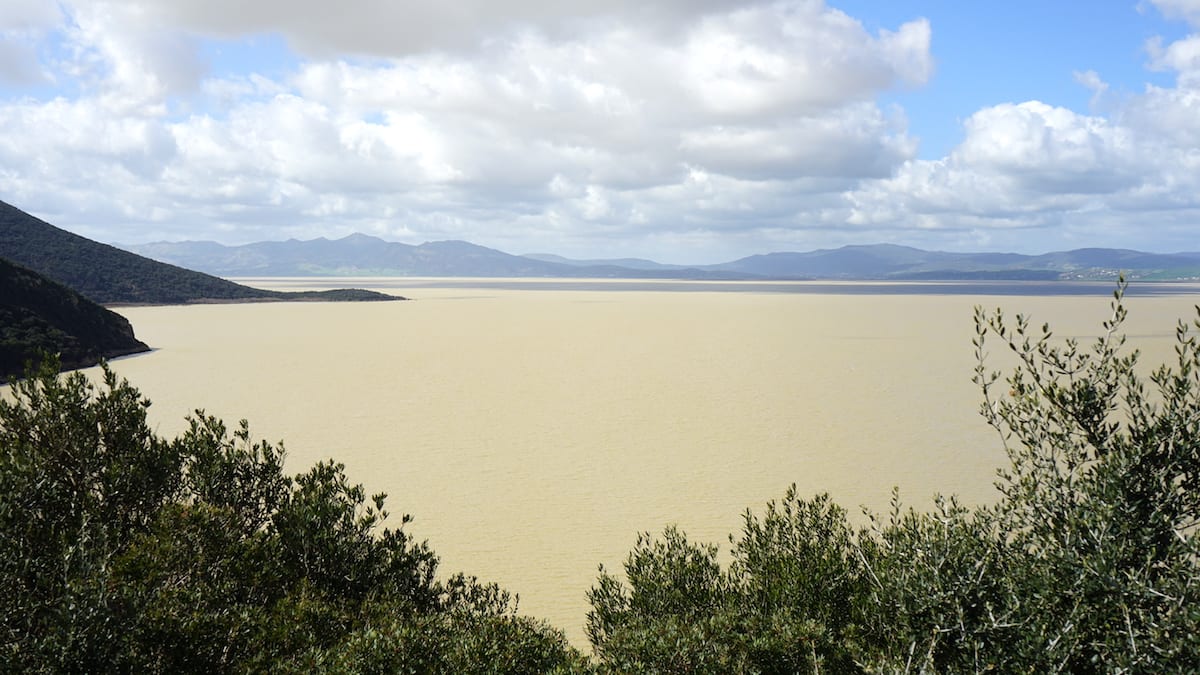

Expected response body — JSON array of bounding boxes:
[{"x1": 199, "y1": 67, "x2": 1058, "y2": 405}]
[{"x1": 81, "y1": 280, "x2": 1200, "y2": 644}]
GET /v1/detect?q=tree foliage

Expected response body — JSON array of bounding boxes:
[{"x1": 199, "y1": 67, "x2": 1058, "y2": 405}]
[
  {"x1": 588, "y1": 280, "x2": 1200, "y2": 673},
  {"x1": 0, "y1": 359, "x2": 582, "y2": 672},
  {"x1": 967, "y1": 279, "x2": 1200, "y2": 671},
  {"x1": 0, "y1": 257, "x2": 149, "y2": 381}
]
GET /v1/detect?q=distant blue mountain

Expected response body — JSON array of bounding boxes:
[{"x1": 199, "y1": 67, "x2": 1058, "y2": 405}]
[
  {"x1": 708, "y1": 244, "x2": 1200, "y2": 280},
  {"x1": 123, "y1": 237, "x2": 1200, "y2": 281},
  {"x1": 126, "y1": 235, "x2": 737, "y2": 279},
  {"x1": 709, "y1": 244, "x2": 935, "y2": 277},
  {"x1": 522, "y1": 253, "x2": 688, "y2": 271},
  {"x1": 132, "y1": 235, "x2": 561, "y2": 277}
]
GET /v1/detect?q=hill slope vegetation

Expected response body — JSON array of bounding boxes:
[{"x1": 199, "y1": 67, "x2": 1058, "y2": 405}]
[
  {"x1": 0, "y1": 201, "x2": 397, "y2": 304},
  {"x1": 0, "y1": 257, "x2": 149, "y2": 381}
]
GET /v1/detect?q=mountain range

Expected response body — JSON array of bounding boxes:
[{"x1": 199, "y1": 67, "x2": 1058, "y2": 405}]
[
  {"x1": 126, "y1": 236, "x2": 1200, "y2": 281},
  {"x1": 127, "y1": 234, "x2": 744, "y2": 280}
]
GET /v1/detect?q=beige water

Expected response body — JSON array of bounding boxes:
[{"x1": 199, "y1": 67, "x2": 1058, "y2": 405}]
[{"x1": 79, "y1": 281, "x2": 1200, "y2": 644}]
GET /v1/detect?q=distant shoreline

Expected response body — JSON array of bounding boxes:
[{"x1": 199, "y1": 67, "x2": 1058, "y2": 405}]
[
  {"x1": 105, "y1": 290, "x2": 407, "y2": 308},
  {"x1": 226, "y1": 276, "x2": 1200, "y2": 298}
]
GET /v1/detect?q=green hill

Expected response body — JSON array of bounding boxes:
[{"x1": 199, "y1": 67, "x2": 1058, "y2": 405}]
[
  {"x1": 0, "y1": 201, "x2": 397, "y2": 304},
  {"x1": 0, "y1": 257, "x2": 149, "y2": 381}
]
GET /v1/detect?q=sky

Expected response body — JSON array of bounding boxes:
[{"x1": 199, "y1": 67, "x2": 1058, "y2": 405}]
[{"x1": 2, "y1": 1, "x2": 1200, "y2": 264}]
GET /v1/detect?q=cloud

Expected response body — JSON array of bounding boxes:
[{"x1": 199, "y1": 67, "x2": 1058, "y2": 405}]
[
  {"x1": 0, "y1": 0, "x2": 934, "y2": 260},
  {"x1": 678, "y1": 105, "x2": 915, "y2": 180},
  {"x1": 57, "y1": 2, "x2": 207, "y2": 112},
  {"x1": 0, "y1": 38, "x2": 46, "y2": 86},
  {"x1": 0, "y1": 0, "x2": 62, "y2": 32},
  {"x1": 0, "y1": 0, "x2": 61, "y2": 85},
  {"x1": 679, "y1": 6, "x2": 930, "y2": 118},
  {"x1": 851, "y1": 101, "x2": 1151, "y2": 214},
  {"x1": 1146, "y1": 33, "x2": 1200, "y2": 88},
  {"x1": 1147, "y1": 0, "x2": 1200, "y2": 26},
  {"x1": 844, "y1": 91, "x2": 1200, "y2": 250},
  {"x1": 832, "y1": 0, "x2": 1200, "y2": 253},
  {"x1": 14, "y1": 1, "x2": 1200, "y2": 260},
  {"x1": 953, "y1": 102, "x2": 1138, "y2": 192},
  {"x1": 88, "y1": 0, "x2": 750, "y2": 57}
]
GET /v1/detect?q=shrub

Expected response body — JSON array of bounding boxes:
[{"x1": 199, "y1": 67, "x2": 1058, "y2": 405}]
[
  {"x1": 587, "y1": 280, "x2": 1200, "y2": 673},
  {"x1": 0, "y1": 359, "x2": 582, "y2": 672}
]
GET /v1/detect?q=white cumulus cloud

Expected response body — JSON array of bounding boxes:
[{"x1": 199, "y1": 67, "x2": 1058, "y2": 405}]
[
  {"x1": 11, "y1": 1, "x2": 1200, "y2": 260},
  {"x1": 0, "y1": 0, "x2": 934, "y2": 260}
]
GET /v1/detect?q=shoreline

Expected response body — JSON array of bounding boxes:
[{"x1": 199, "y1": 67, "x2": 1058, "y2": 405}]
[{"x1": 226, "y1": 276, "x2": 1200, "y2": 298}]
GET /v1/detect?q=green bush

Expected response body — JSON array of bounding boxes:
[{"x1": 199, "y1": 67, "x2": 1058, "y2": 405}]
[
  {"x1": 587, "y1": 281, "x2": 1200, "y2": 673},
  {"x1": 0, "y1": 359, "x2": 583, "y2": 673}
]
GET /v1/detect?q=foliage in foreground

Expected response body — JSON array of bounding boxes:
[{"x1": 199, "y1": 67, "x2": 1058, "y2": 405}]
[
  {"x1": 0, "y1": 360, "x2": 583, "y2": 673},
  {"x1": 587, "y1": 281, "x2": 1200, "y2": 673}
]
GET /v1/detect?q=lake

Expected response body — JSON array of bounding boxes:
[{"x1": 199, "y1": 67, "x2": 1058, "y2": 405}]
[{"x1": 84, "y1": 279, "x2": 1200, "y2": 643}]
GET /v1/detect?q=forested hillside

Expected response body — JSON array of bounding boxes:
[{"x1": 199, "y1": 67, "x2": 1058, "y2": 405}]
[
  {"x1": 0, "y1": 201, "x2": 396, "y2": 304},
  {"x1": 0, "y1": 258, "x2": 148, "y2": 381}
]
